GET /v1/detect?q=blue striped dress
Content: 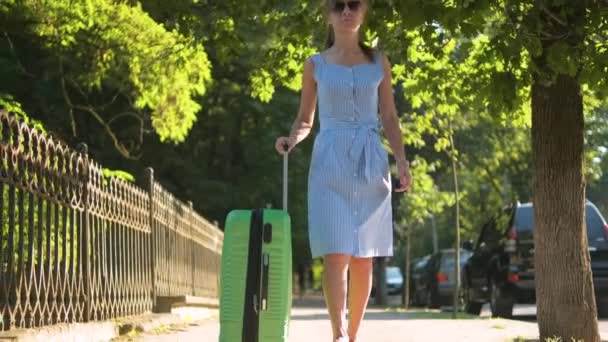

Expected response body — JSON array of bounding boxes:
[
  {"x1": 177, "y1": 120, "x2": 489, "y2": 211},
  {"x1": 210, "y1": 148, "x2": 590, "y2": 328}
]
[{"x1": 307, "y1": 51, "x2": 393, "y2": 259}]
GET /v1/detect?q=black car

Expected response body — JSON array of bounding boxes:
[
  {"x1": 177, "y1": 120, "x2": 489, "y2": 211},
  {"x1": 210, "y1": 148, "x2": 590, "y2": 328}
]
[
  {"x1": 463, "y1": 200, "x2": 608, "y2": 318},
  {"x1": 412, "y1": 249, "x2": 472, "y2": 308}
]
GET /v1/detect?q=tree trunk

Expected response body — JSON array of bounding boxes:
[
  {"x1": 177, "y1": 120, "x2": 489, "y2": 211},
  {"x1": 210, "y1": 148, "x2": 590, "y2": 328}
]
[
  {"x1": 532, "y1": 75, "x2": 599, "y2": 341},
  {"x1": 403, "y1": 229, "x2": 411, "y2": 309},
  {"x1": 374, "y1": 257, "x2": 387, "y2": 306},
  {"x1": 431, "y1": 214, "x2": 438, "y2": 254},
  {"x1": 450, "y1": 131, "x2": 461, "y2": 317}
]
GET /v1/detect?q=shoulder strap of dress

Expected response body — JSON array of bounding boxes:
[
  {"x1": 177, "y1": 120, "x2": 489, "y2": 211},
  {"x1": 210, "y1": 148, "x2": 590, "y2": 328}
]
[
  {"x1": 314, "y1": 53, "x2": 326, "y2": 65},
  {"x1": 307, "y1": 54, "x2": 320, "y2": 68},
  {"x1": 374, "y1": 50, "x2": 383, "y2": 65},
  {"x1": 307, "y1": 54, "x2": 322, "y2": 80}
]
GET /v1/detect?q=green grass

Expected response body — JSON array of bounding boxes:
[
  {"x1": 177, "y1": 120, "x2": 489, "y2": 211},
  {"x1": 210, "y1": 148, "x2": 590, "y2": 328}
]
[{"x1": 149, "y1": 324, "x2": 172, "y2": 335}]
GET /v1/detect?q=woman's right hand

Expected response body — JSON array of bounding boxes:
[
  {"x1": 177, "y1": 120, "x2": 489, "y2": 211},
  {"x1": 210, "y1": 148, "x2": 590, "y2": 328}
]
[{"x1": 275, "y1": 136, "x2": 296, "y2": 155}]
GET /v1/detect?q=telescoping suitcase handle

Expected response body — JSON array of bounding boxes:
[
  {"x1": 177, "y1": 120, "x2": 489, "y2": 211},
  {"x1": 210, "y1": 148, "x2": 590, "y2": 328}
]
[{"x1": 282, "y1": 143, "x2": 288, "y2": 211}]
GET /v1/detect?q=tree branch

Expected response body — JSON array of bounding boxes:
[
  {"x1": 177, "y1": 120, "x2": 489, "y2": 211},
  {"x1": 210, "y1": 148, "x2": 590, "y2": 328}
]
[
  {"x1": 540, "y1": 4, "x2": 568, "y2": 27},
  {"x1": 107, "y1": 111, "x2": 144, "y2": 126},
  {"x1": 60, "y1": 60, "x2": 140, "y2": 159},
  {"x1": 108, "y1": 110, "x2": 145, "y2": 151},
  {"x1": 67, "y1": 78, "x2": 90, "y2": 103},
  {"x1": 482, "y1": 165, "x2": 505, "y2": 195},
  {"x1": 540, "y1": 29, "x2": 569, "y2": 41},
  {"x1": 98, "y1": 89, "x2": 125, "y2": 110},
  {"x1": 3, "y1": 32, "x2": 35, "y2": 78},
  {"x1": 72, "y1": 103, "x2": 141, "y2": 159},
  {"x1": 59, "y1": 60, "x2": 78, "y2": 137}
]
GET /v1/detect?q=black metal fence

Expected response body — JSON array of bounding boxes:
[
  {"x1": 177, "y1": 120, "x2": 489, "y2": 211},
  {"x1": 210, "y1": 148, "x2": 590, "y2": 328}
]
[{"x1": 0, "y1": 111, "x2": 223, "y2": 331}]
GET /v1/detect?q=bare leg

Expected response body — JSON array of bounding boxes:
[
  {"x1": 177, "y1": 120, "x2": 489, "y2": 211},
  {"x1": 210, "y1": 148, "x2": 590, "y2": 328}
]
[
  {"x1": 323, "y1": 254, "x2": 351, "y2": 341},
  {"x1": 347, "y1": 257, "x2": 373, "y2": 342}
]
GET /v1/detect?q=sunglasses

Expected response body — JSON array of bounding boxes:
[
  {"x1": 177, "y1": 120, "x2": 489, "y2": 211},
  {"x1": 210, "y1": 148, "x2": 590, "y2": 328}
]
[{"x1": 332, "y1": 1, "x2": 362, "y2": 13}]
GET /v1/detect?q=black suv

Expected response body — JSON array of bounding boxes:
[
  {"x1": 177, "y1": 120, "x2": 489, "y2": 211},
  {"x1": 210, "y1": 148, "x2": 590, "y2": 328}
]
[{"x1": 463, "y1": 200, "x2": 608, "y2": 318}]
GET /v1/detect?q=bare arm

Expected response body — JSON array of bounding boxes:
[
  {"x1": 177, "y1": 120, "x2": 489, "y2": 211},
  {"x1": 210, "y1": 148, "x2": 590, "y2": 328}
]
[
  {"x1": 289, "y1": 58, "x2": 317, "y2": 145},
  {"x1": 378, "y1": 53, "x2": 407, "y2": 165}
]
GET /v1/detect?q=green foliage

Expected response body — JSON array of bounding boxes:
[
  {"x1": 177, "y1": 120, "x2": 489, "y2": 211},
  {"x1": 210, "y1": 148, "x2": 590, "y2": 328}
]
[
  {"x1": 546, "y1": 41, "x2": 578, "y2": 77},
  {"x1": 102, "y1": 168, "x2": 135, "y2": 182},
  {"x1": 129, "y1": 0, "x2": 608, "y2": 266},
  {"x1": 395, "y1": 159, "x2": 455, "y2": 230},
  {"x1": 0, "y1": 0, "x2": 212, "y2": 156},
  {"x1": 30, "y1": 0, "x2": 212, "y2": 142},
  {"x1": 3, "y1": 0, "x2": 608, "y2": 274},
  {"x1": 0, "y1": 95, "x2": 46, "y2": 132},
  {"x1": 542, "y1": 337, "x2": 584, "y2": 342},
  {"x1": 1, "y1": 184, "x2": 79, "y2": 270},
  {"x1": 250, "y1": 69, "x2": 275, "y2": 103}
]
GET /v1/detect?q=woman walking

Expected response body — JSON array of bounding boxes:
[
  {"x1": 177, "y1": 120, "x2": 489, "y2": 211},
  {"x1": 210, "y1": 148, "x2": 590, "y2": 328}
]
[{"x1": 274, "y1": 1, "x2": 411, "y2": 341}]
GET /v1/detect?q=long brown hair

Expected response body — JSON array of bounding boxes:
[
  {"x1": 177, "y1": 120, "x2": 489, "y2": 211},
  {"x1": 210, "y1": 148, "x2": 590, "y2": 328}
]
[{"x1": 324, "y1": 0, "x2": 375, "y2": 62}]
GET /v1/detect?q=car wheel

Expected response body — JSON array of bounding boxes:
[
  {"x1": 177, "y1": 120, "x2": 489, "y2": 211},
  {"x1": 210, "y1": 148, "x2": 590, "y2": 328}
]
[
  {"x1": 409, "y1": 289, "x2": 417, "y2": 307},
  {"x1": 416, "y1": 290, "x2": 425, "y2": 307},
  {"x1": 409, "y1": 292, "x2": 416, "y2": 307},
  {"x1": 489, "y1": 278, "x2": 514, "y2": 318},
  {"x1": 425, "y1": 287, "x2": 440, "y2": 309},
  {"x1": 411, "y1": 288, "x2": 421, "y2": 307},
  {"x1": 463, "y1": 278, "x2": 482, "y2": 316}
]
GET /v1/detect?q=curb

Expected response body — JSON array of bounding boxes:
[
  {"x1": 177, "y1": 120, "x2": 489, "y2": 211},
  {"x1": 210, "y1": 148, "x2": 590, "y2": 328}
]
[{"x1": 0, "y1": 307, "x2": 218, "y2": 342}]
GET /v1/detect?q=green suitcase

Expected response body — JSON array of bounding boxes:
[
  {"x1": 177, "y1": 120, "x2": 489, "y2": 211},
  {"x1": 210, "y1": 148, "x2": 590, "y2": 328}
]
[{"x1": 219, "y1": 153, "x2": 292, "y2": 342}]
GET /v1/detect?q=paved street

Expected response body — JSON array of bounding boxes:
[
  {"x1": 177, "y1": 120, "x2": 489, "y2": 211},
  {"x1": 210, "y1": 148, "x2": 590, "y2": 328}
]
[{"x1": 130, "y1": 295, "x2": 608, "y2": 341}]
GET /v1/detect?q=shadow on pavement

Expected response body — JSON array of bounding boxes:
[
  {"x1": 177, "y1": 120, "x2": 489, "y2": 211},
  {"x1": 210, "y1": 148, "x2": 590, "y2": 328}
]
[
  {"x1": 293, "y1": 294, "x2": 494, "y2": 321},
  {"x1": 290, "y1": 310, "x2": 420, "y2": 321},
  {"x1": 511, "y1": 314, "x2": 537, "y2": 322}
]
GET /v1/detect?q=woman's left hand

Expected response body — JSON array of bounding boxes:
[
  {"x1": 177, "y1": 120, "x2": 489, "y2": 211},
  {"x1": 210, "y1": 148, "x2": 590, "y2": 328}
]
[{"x1": 394, "y1": 161, "x2": 412, "y2": 193}]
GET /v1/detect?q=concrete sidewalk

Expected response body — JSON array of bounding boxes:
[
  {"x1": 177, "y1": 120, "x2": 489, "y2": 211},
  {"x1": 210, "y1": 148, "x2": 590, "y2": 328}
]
[{"x1": 133, "y1": 295, "x2": 544, "y2": 342}]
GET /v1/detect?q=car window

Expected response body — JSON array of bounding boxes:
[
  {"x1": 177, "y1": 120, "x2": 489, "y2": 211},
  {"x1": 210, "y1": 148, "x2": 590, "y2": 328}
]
[
  {"x1": 514, "y1": 206, "x2": 534, "y2": 232},
  {"x1": 513, "y1": 203, "x2": 607, "y2": 244},
  {"x1": 439, "y1": 251, "x2": 471, "y2": 272},
  {"x1": 387, "y1": 267, "x2": 402, "y2": 278},
  {"x1": 440, "y1": 255, "x2": 455, "y2": 273},
  {"x1": 413, "y1": 255, "x2": 429, "y2": 270},
  {"x1": 587, "y1": 204, "x2": 607, "y2": 243},
  {"x1": 461, "y1": 249, "x2": 473, "y2": 261}
]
